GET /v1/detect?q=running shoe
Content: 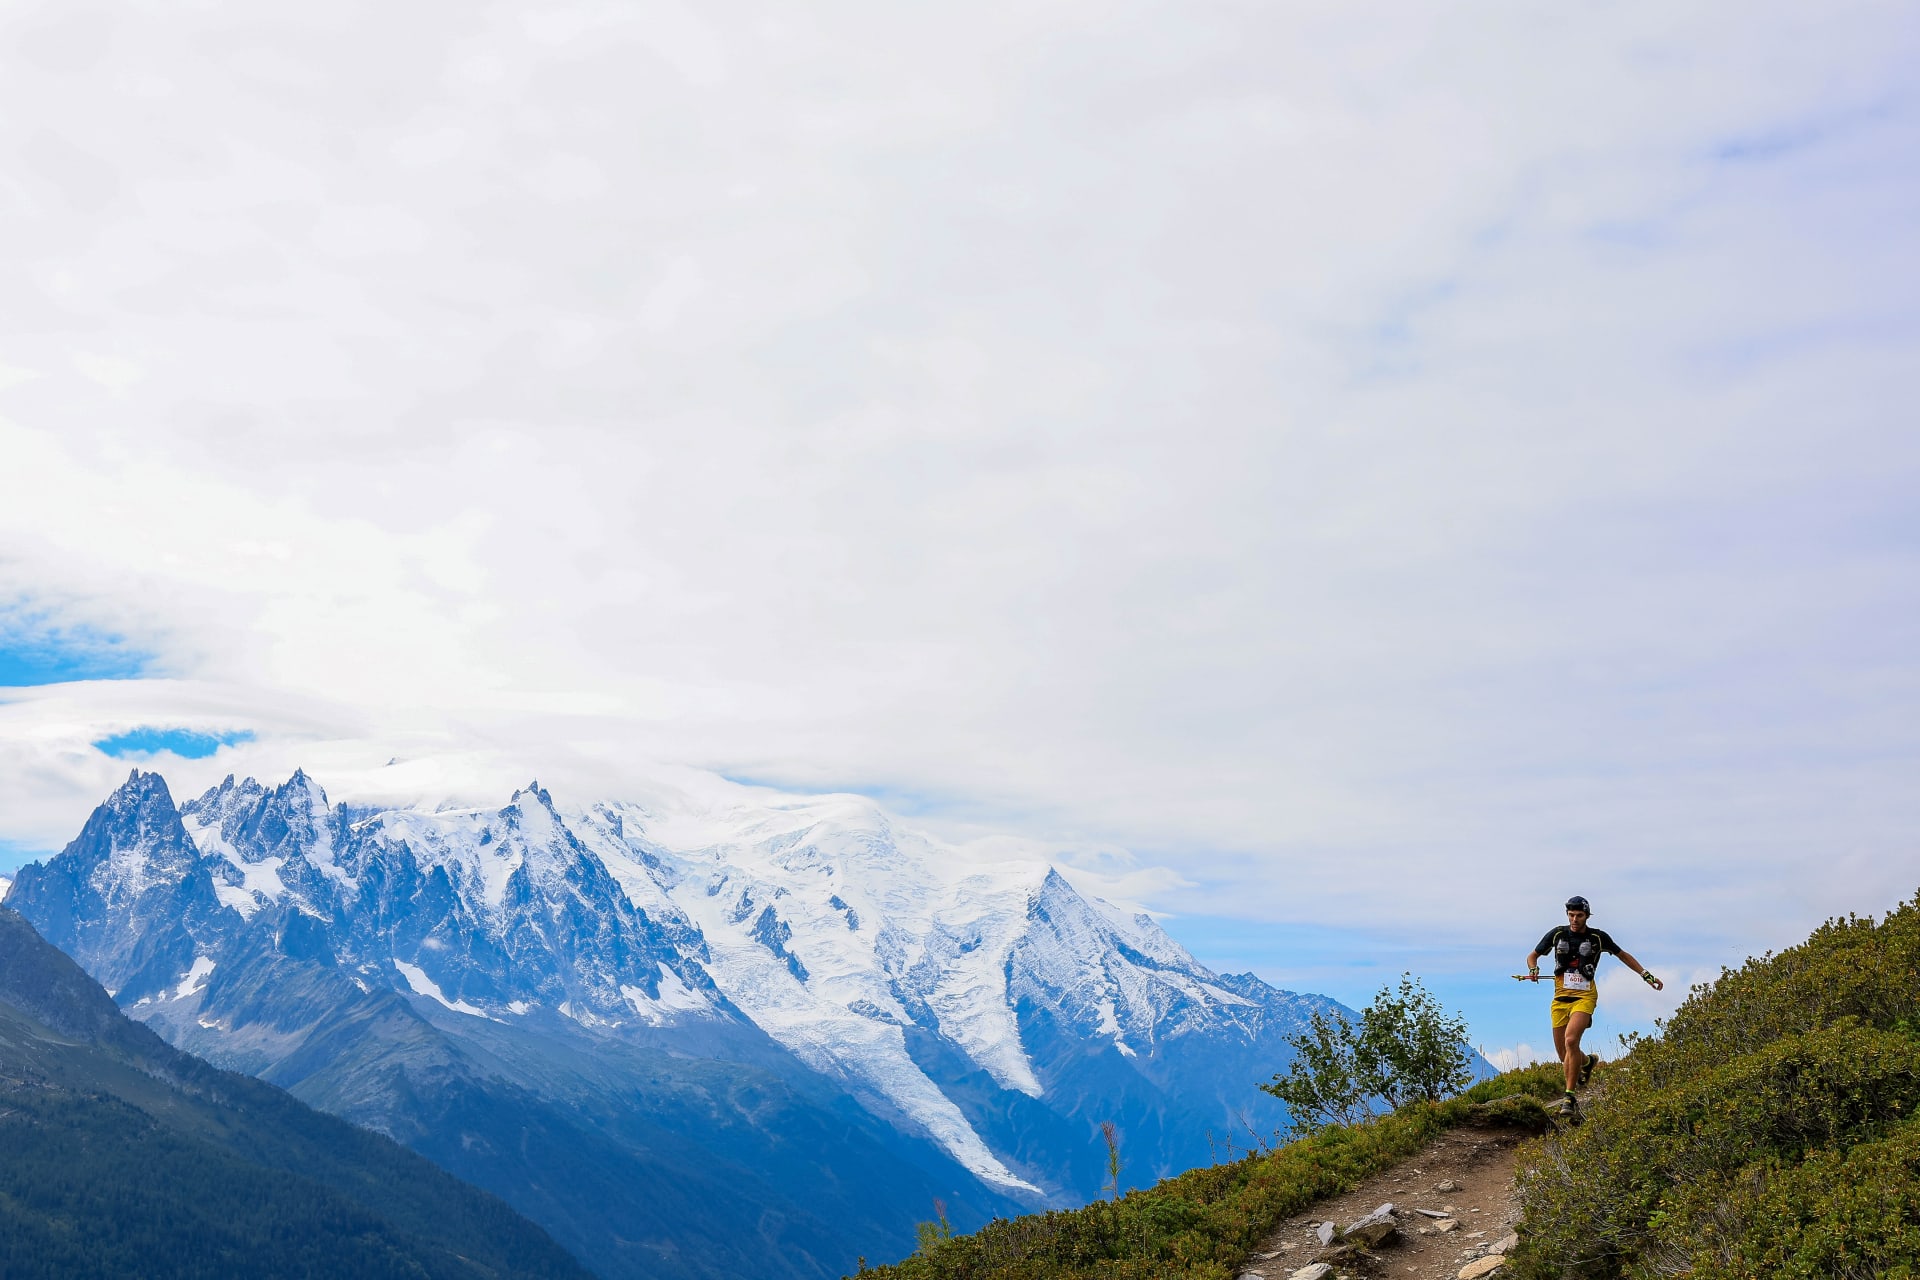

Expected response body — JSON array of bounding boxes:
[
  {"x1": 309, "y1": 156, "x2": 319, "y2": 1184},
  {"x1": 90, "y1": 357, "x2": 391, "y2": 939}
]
[{"x1": 1580, "y1": 1053, "x2": 1598, "y2": 1087}]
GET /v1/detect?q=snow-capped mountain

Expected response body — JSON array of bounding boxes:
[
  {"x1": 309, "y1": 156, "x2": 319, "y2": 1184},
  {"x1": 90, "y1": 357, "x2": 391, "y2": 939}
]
[{"x1": 6, "y1": 768, "x2": 1348, "y2": 1279}]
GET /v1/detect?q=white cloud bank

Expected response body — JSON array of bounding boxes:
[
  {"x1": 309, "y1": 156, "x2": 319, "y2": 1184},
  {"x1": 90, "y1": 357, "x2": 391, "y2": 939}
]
[{"x1": 2, "y1": 1, "x2": 1918, "y2": 998}]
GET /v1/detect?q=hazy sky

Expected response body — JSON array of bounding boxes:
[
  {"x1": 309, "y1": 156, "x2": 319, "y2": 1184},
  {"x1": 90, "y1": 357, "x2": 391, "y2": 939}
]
[{"x1": 3, "y1": 1, "x2": 1917, "y2": 1059}]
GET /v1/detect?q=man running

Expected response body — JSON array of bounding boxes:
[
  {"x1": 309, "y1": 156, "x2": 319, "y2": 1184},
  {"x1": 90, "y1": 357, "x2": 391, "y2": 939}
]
[{"x1": 1525, "y1": 895, "x2": 1662, "y2": 1112}]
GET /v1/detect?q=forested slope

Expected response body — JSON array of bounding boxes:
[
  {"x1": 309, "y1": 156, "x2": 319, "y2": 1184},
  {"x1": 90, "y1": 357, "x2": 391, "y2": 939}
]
[{"x1": 0, "y1": 906, "x2": 592, "y2": 1280}]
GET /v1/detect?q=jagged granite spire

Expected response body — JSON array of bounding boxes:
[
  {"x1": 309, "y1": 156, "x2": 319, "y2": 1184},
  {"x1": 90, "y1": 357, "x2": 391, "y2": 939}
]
[{"x1": 7, "y1": 769, "x2": 234, "y2": 1003}]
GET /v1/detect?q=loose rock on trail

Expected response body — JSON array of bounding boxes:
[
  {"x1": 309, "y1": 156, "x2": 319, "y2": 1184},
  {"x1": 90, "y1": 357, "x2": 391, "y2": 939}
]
[{"x1": 1235, "y1": 1123, "x2": 1529, "y2": 1280}]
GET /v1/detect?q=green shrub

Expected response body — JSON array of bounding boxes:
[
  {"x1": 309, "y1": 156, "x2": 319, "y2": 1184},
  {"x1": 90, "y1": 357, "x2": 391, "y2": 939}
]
[
  {"x1": 1462, "y1": 1065, "x2": 1564, "y2": 1105},
  {"x1": 1465, "y1": 1091, "x2": 1555, "y2": 1132},
  {"x1": 1673, "y1": 1115, "x2": 1920, "y2": 1279},
  {"x1": 1509, "y1": 890, "x2": 1920, "y2": 1280}
]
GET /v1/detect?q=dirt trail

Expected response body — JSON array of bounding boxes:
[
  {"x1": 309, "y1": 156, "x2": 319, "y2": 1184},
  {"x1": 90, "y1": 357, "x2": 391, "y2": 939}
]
[{"x1": 1239, "y1": 1122, "x2": 1531, "y2": 1280}]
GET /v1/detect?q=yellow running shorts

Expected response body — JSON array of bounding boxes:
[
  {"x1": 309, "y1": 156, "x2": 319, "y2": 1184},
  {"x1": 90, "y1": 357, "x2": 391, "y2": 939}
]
[{"x1": 1551, "y1": 980, "x2": 1599, "y2": 1027}]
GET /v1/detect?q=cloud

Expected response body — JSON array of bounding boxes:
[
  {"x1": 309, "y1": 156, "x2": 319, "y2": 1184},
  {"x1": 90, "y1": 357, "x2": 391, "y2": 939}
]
[
  {"x1": 1481, "y1": 1044, "x2": 1551, "y2": 1074},
  {"x1": 0, "y1": 0, "x2": 1917, "y2": 1026}
]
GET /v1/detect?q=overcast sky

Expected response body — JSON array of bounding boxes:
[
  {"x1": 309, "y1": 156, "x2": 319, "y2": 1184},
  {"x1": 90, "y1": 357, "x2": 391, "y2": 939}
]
[{"x1": 3, "y1": 1, "x2": 1918, "y2": 1058}]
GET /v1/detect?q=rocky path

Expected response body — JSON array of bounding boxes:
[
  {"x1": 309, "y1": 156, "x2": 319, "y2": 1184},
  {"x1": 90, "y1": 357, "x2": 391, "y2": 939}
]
[{"x1": 1238, "y1": 1122, "x2": 1532, "y2": 1280}]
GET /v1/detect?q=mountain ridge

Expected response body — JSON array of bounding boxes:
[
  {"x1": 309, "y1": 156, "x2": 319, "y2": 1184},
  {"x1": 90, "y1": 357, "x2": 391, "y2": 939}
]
[{"x1": 6, "y1": 766, "x2": 1352, "y2": 1279}]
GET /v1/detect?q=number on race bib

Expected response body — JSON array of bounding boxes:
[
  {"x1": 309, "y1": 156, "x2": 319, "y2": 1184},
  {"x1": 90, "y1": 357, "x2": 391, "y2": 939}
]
[{"x1": 1562, "y1": 973, "x2": 1591, "y2": 991}]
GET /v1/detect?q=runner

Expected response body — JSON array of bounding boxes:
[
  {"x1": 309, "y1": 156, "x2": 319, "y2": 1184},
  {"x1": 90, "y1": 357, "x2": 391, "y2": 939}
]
[{"x1": 1524, "y1": 896, "x2": 1662, "y2": 1113}]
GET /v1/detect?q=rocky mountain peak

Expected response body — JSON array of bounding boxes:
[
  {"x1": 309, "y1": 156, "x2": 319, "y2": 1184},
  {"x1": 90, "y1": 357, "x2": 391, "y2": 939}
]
[
  {"x1": 7, "y1": 768, "x2": 229, "y2": 1002},
  {"x1": 511, "y1": 780, "x2": 557, "y2": 811},
  {"x1": 102, "y1": 766, "x2": 183, "y2": 828}
]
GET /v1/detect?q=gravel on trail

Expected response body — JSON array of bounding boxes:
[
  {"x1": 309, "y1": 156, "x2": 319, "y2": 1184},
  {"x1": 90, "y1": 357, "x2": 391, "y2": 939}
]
[{"x1": 1234, "y1": 1123, "x2": 1531, "y2": 1280}]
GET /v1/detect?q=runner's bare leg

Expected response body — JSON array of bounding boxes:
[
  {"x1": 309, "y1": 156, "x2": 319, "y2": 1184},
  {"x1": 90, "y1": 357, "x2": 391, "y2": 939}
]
[{"x1": 1562, "y1": 1010, "x2": 1592, "y2": 1093}]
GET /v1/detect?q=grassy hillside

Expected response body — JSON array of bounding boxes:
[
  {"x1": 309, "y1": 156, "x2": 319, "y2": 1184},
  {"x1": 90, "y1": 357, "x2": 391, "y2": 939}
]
[
  {"x1": 853, "y1": 1065, "x2": 1561, "y2": 1280},
  {"x1": 1510, "y1": 890, "x2": 1920, "y2": 1279}
]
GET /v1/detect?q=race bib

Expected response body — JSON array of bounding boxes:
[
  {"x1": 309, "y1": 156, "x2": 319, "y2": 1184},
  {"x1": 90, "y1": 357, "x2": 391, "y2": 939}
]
[{"x1": 1562, "y1": 973, "x2": 1591, "y2": 991}]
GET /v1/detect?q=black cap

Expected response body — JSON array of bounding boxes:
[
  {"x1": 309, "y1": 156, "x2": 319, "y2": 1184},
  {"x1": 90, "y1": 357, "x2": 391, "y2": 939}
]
[{"x1": 1565, "y1": 895, "x2": 1591, "y2": 912}]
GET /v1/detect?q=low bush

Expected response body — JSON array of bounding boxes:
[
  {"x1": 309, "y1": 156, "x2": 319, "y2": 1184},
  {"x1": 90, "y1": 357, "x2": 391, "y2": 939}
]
[
  {"x1": 853, "y1": 1064, "x2": 1561, "y2": 1280},
  {"x1": 1510, "y1": 890, "x2": 1920, "y2": 1280},
  {"x1": 1670, "y1": 1115, "x2": 1920, "y2": 1279}
]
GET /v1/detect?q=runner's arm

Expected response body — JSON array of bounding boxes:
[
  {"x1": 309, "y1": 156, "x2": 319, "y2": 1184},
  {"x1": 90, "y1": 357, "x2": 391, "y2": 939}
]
[
  {"x1": 1614, "y1": 949, "x2": 1664, "y2": 991},
  {"x1": 1524, "y1": 929, "x2": 1559, "y2": 981}
]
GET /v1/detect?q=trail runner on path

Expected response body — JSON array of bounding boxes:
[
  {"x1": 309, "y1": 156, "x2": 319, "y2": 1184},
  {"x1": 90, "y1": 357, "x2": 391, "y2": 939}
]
[{"x1": 1524, "y1": 895, "x2": 1662, "y2": 1114}]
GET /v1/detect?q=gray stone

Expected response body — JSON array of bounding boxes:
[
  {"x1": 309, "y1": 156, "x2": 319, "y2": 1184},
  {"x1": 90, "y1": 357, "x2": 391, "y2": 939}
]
[
  {"x1": 1489, "y1": 1233, "x2": 1520, "y2": 1255},
  {"x1": 1457, "y1": 1257, "x2": 1506, "y2": 1279},
  {"x1": 1287, "y1": 1265, "x2": 1333, "y2": 1280},
  {"x1": 1344, "y1": 1203, "x2": 1394, "y2": 1229},
  {"x1": 1414, "y1": 1208, "x2": 1450, "y2": 1219},
  {"x1": 1314, "y1": 1221, "x2": 1337, "y2": 1246},
  {"x1": 1435, "y1": 1179, "x2": 1462, "y2": 1192},
  {"x1": 1435, "y1": 1219, "x2": 1461, "y2": 1233},
  {"x1": 1342, "y1": 1203, "x2": 1398, "y2": 1248}
]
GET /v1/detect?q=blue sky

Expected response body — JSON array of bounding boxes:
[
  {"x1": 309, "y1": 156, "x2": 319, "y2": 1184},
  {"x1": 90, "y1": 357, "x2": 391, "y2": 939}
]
[
  {"x1": 91, "y1": 727, "x2": 255, "y2": 759},
  {"x1": 2, "y1": 1, "x2": 1918, "y2": 1065},
  {"x1": 0, "y1": 623, "x2": 149, "y2": 687}
]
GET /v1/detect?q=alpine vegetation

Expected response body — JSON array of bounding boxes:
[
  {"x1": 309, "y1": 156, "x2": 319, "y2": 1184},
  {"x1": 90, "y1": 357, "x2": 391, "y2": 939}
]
[{"x1": 6, "y1": 768, "x2": 1351, "y2": 1280}]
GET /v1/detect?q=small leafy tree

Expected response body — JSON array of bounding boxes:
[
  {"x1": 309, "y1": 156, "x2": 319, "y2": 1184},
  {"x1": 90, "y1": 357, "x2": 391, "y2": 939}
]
[
  {"x1": 1358, "y1": 974, "x2": 1474, "y2": 1107},
  {"x1": 1262, "y1": 973, "x2": 1472, "y2": 1136},
  {"x1": 1261, "y1": 1007, "x2": 1374, "y2": 1133}
]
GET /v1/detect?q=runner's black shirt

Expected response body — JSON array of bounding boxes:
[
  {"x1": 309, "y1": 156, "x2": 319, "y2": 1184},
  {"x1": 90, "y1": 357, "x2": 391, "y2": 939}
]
[{"x1": 1533, "y1": 926, "x2": 1621, "y2": 981}]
